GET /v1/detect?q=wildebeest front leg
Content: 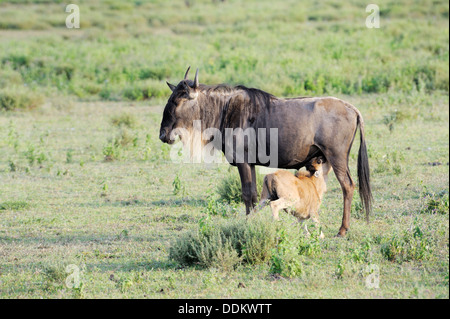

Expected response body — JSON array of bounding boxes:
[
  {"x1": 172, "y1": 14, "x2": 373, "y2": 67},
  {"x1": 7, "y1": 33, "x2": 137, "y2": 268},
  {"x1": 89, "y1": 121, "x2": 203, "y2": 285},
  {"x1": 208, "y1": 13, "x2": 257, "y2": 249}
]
[
  {"x1": 250, "y1": 165, "x2": 258, "y2": 206},
  {"x1": 237, "y1": 163, "x2": 255, "y2": 214}
]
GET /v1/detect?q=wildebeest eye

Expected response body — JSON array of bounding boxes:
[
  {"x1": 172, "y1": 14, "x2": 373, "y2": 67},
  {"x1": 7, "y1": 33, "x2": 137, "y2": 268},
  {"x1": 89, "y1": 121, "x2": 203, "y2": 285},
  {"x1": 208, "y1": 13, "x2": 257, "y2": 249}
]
[{"x1": 181, "y1": 91, "x2": 190, "y2": 98}]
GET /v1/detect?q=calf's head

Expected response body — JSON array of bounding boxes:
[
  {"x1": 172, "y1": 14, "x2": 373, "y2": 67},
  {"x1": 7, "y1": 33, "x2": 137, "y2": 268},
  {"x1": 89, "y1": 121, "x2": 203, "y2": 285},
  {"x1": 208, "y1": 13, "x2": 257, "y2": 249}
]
[
  {"x1": 306, "y1": 156, "x2": 326, "y2": 177},
  {"x1": 159, "y1": 66, "x2": 200, "y2": 144}
]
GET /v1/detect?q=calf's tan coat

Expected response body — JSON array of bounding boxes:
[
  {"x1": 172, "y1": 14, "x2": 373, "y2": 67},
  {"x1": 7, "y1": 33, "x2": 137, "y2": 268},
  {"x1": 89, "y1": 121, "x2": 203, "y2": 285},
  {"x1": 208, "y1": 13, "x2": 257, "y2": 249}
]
[{"x1": 259, "y1": 157, "x2": 327, "y2": 238}]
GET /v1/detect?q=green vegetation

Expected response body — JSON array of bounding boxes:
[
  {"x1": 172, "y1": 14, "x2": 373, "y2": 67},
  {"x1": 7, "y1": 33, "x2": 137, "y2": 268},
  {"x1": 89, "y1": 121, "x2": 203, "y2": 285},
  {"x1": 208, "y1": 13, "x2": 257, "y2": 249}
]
[
  {"x1": 0, "y1": 87, "x2": 44, "y2": 111},
  {"x1": 0, "y1": 0, "x2": 448, "y2": 298},
  {"x1": 0, "y1": 200, "x2": 29, "y2": 211},
  {"x1": 216, "y1": 168, "x2": 264, "y2": 204},
  {"x1": 169, "y1": 214, "x2": 277, "y2": 270},
  {"x1": 0, "y1": 0, "x2": 448, "y2": 106}
]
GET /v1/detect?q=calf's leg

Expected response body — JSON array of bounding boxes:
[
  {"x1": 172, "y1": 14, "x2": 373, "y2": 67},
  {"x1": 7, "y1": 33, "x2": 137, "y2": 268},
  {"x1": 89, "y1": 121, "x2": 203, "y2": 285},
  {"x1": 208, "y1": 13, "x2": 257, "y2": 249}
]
[{"x1": 270, "y1": 198, "x2": 289, "y2": 220}]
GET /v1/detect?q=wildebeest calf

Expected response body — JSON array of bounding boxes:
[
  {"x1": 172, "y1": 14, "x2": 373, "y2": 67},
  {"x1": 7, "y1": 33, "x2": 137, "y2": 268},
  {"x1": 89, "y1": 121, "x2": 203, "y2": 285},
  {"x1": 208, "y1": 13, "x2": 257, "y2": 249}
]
[{"x1": 258, "y1": 156, "x2": 327, "y2": 238}]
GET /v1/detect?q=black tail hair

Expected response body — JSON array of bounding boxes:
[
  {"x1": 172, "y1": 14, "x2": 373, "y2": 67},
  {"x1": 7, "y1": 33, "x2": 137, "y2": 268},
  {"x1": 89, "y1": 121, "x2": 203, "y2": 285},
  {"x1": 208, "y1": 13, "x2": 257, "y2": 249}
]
[{"x1": 357, "y1": 118, "x2": 373, "y2": 222}]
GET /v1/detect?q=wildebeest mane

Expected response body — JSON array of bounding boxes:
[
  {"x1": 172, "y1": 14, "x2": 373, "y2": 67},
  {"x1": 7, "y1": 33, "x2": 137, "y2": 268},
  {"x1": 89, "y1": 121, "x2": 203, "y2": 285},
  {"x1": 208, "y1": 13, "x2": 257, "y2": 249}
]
[
  {"x1": 199, "y1": 83, "x2": 274, "y2": 113},
  {"x1": 195, "y1": 83, "x2": 275, "y2": 132}
]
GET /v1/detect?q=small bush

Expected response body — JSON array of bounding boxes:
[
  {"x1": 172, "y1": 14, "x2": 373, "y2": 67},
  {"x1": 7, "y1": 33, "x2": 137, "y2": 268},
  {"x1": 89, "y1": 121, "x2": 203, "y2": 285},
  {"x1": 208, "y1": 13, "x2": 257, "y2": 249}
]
[
  {"x1": 420, "y1": 188, "x2": 449, "y2": 215},
  {"x1": 0, "y1": 200, "x2": 29, "y2": 211},
  {"x1": 240, "y1": 216, "x2": 278, "y2": 264},
  {"x1": 373, "y1": 151, "x2": 404, "y2": 175},
  {"x1": 103, "y1": 128, "x2": 137, "y2": 161},
  {"x1": 169, "y1": 214, "x2": 277, "y2": 270},
  {"x1": 66, "y1": 149, "x2": 74, "y2": 164},
  {"x1": 203, "y1": 195, "x2": 240, "y2": 217},
  {"x1": 349, "y1": 237, "x2": 373, "y2": 263},
  {"x1": 103, "y1": 142, "x2": 121, "y2": 162},
  {"x1": 2, "y1": 54, "x2": 30, "y2": 69},
  {"x1": 0, "y1": 87, "x2": 44, "y2": 111},
  {"x1": 172, "y1": 173, "x2": 186, "y2": 196},
  {"x1": 351, "y1": 195, "x2": 365, "y2": 220},
  {"x1": 297, "y1": 224, "x2": 323, "y2": 257},
  {"x1": 110, "y1": 113, "x2": 138, "y2": 128},
  {"x1": 0, "y1": 70, "x2": 23, "y2": 89},
  {"x1": 114, "y1": 128, "x2": 137, "y2": 148},
  {"x1": 381, "y1": 221, "x2": 433, "y2": 263},
  {"x1": 217, "y1": 170, "x2": 264, "y2": 204},
  {"x1": 270, "y1": 228, "x2": 303, "y2": 278}
]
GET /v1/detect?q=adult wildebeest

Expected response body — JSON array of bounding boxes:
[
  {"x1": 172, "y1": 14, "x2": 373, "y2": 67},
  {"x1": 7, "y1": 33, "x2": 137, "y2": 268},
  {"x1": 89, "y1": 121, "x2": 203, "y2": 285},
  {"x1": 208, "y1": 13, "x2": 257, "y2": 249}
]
[{"x1": 159, "y1": 67, "x2": 372, "y2": 237}]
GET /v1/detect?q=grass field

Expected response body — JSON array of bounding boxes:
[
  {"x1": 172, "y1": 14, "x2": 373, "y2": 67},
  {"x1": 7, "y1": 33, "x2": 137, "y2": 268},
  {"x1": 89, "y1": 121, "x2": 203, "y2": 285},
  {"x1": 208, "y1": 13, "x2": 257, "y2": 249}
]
[{"x1": 0, "y1": 0, "x2": 448, "y2": 299}]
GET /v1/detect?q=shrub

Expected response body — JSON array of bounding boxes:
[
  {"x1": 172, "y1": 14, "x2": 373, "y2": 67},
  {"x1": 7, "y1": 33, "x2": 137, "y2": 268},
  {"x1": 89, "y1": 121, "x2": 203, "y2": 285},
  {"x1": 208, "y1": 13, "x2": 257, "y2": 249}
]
[
  {"x1": 0, "y1": 87, "x2": 44, "y2": 111},
  {"x1": 0, "y1": 70, "x2": 23, "y2": 89},
  {"x1": 203, "y1": 193, "x2": 240, "y2": 217},
  {"x1": 110, "y1": 113, "x2": 138, "y2": 128},
  {"x1": 216, "y1": 169, "x2": 264, "y2": 204},
  {"x1": 169, "y1": 214, "x2": 277, "y2": 270},
  {"x1": 1, "y1": 54, "x2": 30, "y2": 69},
  {"x1": 297, "y1": 224, "x2": 323, "y2": 257},
  {"x1": 349, "y1": 237, "x2": 373, "y2": 263},
  {"x1": 114, "y1": 128, "x2": 137, "y2": 148},
  {"x1": 172, "y1": 173, "x2": 186, "y2": 196},
  {"x1": 270, "y1": 228, "x2": 303, "y2": 278},
  {"x1": 381, "y1": 221, "x2": 433, "y2": 263},
  {"x1": 0, "y1": 200, "x2": 29, "y2": 211},
  {"x1": 420, "y1": 187, "x2": 449, "y2": 215},
  {"x1": 169, "y1": 222, "x2": 240, "y2": 270},
  {"x1": 123, "y1": 86, "x2": 144, "y2": 101},
  {"x1": 239, "y1": 216, "x2": 278, "y2": 264},
  {"x1": 103, "y1": 141, "x2": 121, "y2": 162}
]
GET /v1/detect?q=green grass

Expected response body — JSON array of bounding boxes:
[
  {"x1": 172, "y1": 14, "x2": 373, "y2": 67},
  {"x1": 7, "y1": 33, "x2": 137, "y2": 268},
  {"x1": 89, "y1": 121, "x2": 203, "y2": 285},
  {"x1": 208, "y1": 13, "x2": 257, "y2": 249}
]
[
  {"x1": 0, "y1": 0, "x2": 448, "y2": 103},
  {"x1": 0, "y1": 94, "x2": 447, "y2": 298},
  {"x1": 0, "y1": 0, "x2": 448, "y2": 299}
]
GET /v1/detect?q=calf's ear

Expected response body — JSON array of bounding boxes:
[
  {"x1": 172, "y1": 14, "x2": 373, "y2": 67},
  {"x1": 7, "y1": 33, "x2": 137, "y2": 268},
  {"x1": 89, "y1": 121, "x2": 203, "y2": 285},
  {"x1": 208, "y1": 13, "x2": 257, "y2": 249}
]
[
  {"x1": 317, "y1": 155, "x2": 326, "y2": 164},
  {"x1": 167, "y1": 81, "x2": 176, "y2": 92}
]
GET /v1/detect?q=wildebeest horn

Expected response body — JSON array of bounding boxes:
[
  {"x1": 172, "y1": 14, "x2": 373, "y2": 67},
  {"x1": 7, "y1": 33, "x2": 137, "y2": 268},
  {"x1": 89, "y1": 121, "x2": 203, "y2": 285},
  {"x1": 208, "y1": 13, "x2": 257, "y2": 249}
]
[
  {"x1": 193, "y1": 68, "x2": 199, "y2": 88},
  {"x1": 184, "y1": 66, "x2": 191, "y2": 80}
]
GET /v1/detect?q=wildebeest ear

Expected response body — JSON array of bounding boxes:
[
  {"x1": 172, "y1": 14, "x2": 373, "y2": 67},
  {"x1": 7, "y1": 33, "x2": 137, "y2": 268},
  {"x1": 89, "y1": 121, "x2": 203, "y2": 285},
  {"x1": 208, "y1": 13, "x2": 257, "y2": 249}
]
[{"x1": 166, "y1": 81, "x2": 176, "y2": 92}]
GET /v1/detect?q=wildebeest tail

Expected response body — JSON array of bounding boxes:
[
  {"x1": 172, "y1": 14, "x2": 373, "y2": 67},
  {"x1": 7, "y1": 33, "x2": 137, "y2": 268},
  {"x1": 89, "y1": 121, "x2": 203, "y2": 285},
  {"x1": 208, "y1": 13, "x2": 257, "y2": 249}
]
[{"x1": 357, "y1": 114, "x2": 373, "y2": 222}]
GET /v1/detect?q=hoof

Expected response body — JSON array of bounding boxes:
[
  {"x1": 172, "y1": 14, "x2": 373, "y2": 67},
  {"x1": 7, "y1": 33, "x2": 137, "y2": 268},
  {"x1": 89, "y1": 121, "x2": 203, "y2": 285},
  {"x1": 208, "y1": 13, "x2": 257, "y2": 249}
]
[{"x1": 336, "y1": 227, "x2": 348, "y2": 238}]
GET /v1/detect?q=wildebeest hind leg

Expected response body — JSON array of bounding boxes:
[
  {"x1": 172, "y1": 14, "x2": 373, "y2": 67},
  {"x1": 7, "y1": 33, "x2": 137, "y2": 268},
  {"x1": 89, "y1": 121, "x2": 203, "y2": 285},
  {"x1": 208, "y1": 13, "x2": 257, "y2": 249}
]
[{"x1": 325, "y1": 153, "x2": 355, "y2": 237}]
